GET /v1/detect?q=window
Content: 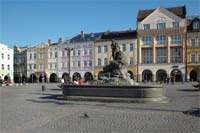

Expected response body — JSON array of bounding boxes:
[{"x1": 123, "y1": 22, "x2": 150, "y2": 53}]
[
  {"x1": 62, "y1": 51, "x2": 65, "y2": 57},
  {"x1": 8, "y1": 54, "x2": 10, "y2": 60},
  {"x1": 50, "y1": 52, "x2": 52, "y2": 58},
  {"x1": 170, "y1": 48, "x2": 182, "y2": 63},
  {"x1": 29, "y1": 64, "x2": 32, "y2": 70},
  {"x1": 193, "y1": 22, "x2": 199, "y2": 29},
  {"x1": 142, "y1": 36, "x2": 152, "y2": 45},
  {"x1": 30, "y1": 54, "x2": 32, "y2": 60},
  {"x1": 157, "y1": 19, "x2": 166, "y2": 29},
  {"x1": 198, "y1": 52, "x2": 200, "y2": 62},
  {"x1": 62, "y1": 62, "x2": 64, "y2": 68},
  {"x1": 84, "y1": 49, "x2": 87, "y2": 55},
  {"x1": 73, "y1": 50, "x2": 76, "y2": 56},
  {"x1": 142, "y1": 48, "x2": 152, "y2": 64},
  {"x1": 50, "y1": 64, "x2": 52, "y2": 69},
  {"x1": 34, "y1": 64, "x2": 36, "y2": 69},
  {"x1": 34, "y1": 53, "x2": 36, "y2": 59},
  {"x1": 1, "y1": 64, "x2": 4, "y2": 70},
  {"x1": 104, "y1": 58, "x2": 108, "y2": 65},
  {"x1": 89, "y1": 49, "x2": 92, "y2": 55},
  {"x1": 156, "y1": 35, "x2": 166, "y2": 44},
  {"x1": 122, "y1": 44, "x2": 126, "y2": 52},
  {"x1": 98, "y1": 58, "x2": 101, "y2": 66},
  {"x1": 130, "y1": 43, "x2": 133, "y2": 51},
  {"x1": 1, "y1": 53, "x2": 4, "y2": 59},
  {"x1": 156, "y1": 48, "x2": 167, "y2": 63},
  {"x1": 78, "y1": 61, "x2": 81, "y2": 67},
  {"x1": 190, "y1": 38, "x2": 196, "y2": 47},
  {"x1": 171, "y1": 34, "x2": 181, "y2": 44},
  {"x1": 78, "y1": 50, "x2": 81, "y2": 56},
  {"x1": 98, "y1": 46, "x2": 101, "y2": 53},
  {"x1": 198, "y1": 38, "x2": 200, "y2": 47},
  {"x1": 7, "y1": 65, "x2": 10, "y2": 70},
  {"x1": 143, "y1": 24, "x2": 150, "y2": 30},
  {"x1": 172, "y1": 22, "x2": 179, "y2": 28},
  {"x1": 55, "y1": 64, "x2": 57, "y2": 69},
  {"x1": 55, "y1": 52, "x2": 57, "y2": 58},
  {"x1": 104, "y1": 45, "x2": 108, "y2": 53},
  {"x1": 89, "y1": 61, "x2": 92, "y2": 67},
  {"x1": 191, "y1": 52, "x2": 195, "y2": 63},
  {"x1": 39, "y1": 53, "x2": 42, "y2": 59},
  {"x1": 130, "y1": 57, "x2": 134, "y2": 65},
  {"x1": 84, "y1": 61, "x2": 87, "y2": 67}
]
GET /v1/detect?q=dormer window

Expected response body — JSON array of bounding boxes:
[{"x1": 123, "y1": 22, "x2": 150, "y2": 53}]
[
  {"x1": 157, "y1": 19, "x2": 166, "y2": 29},
  {"x1": 193, "y1": 21, "x2": 199, "y2": 29}
]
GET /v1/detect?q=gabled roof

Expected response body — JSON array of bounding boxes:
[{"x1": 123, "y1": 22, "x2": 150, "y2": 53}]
[
  {"x1": 98, "y1": 30, "x2": 137, "y2": 41},
  {"x1": 137, "y1": 6, "x2": 186, "y2": 22},
  {"x1": 68, "y1": 32, "x2": 103, "y2": 43}
]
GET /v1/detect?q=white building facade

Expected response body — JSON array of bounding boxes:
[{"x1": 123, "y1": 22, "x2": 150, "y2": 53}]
[{"x1": 0, "y1": 43, "x2": 14, "y2": 82}]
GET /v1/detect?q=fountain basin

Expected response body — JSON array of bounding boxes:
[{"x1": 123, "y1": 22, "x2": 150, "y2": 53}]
[{"x1": 62, "y1": 84, "x2": 168, "y2": 103}]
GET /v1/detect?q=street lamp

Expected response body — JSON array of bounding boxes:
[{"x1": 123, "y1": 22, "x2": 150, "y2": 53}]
[{"x1": 65, "y1": 48, "x2": 73, "y2": 81}]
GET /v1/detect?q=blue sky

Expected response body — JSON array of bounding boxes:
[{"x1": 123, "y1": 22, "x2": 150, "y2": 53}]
[{"x1": 0, "y1": 0, "x2": 199, "y2": 47}]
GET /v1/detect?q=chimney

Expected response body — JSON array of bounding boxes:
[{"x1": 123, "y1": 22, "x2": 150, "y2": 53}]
[
  {"x1": 81, "y1": 30, "x2": 85, "y2": 38},
  {"x1": 48, "y1": 39, "x2": 52, "y2": 45},
  {"x1": 58, "y1": 37, "x2": 62, "y2": 43}
]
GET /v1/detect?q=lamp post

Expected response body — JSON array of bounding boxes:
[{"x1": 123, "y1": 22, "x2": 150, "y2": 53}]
[
  {"x1": 20, "y1": 72, "x2": 22, "y2": 85},
  {"x1": 65, "y1": 48, "x2": 73, "y2": 81}
]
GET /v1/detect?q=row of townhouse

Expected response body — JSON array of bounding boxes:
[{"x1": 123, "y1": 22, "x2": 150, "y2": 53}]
[{"x1": 12, "y1": 5, "x2": 200, "y2": 83}]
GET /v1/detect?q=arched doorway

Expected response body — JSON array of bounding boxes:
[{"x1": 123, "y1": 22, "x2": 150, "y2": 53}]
[
  {"x1": 22, "y1": 75, "x2": 27, "y2": 83},
  {"x1": 142, "y1": 69, "x2": 153, "y2": 82},
  {"x1": 39, "y1": 73, "x2": 47, "y2": 83},
  {"x1": 84, "y1": 72, "x2": 93, "y2": 81},
  {"x1": 170, "y1": 69, "x2": 182, "y2": 82},
  {"x1": 49, "y1": 73, "x2": 58, "y2": 83},
  {"x1": 98, "y1": 71, "x2": 104, "y2": 80},
  {"x1": 72, "y1": 72, "x2": 81, "y2": 81},
  {"x1": 62, "y1": 73, "x2": 70, "y2": 82},
  {"x1": 4, "y1": 75, "x2": 9, "y2": 81},
  {"x1": 128, "y1": 71, "x2": 134, "y2": 80},
  {"x1": 29, "y1": 73, "x2": 37, "y2": 83},
  {"x1": 156, "y1": 69, "x2": 167, "y2": 82},
  {"x1": 190, "y1": 69, "x2": 199, "y2": 81}
]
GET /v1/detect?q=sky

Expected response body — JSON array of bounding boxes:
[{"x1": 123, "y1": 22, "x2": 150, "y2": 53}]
[{"x1": 0, "y1": 0, "x2": 199, "y2": 47}]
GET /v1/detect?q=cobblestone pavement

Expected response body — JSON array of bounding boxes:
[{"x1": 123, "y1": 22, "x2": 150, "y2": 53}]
[{"x1": 0, "y1": 82, "x2": 199, "y2": 133}]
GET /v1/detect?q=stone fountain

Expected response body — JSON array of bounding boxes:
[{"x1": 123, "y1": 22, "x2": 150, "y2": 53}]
[{"x1": 62, "y1": 40, "x2": 168, "y2": 103}]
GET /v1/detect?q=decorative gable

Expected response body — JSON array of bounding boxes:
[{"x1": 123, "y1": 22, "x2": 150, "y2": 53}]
[{"x1": 141, "y1": 7, "x2": 183, "y2": 24}]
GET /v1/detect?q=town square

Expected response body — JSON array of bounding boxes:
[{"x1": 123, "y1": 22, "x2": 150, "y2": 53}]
[{"x1": 0, "y1": 0, "x2": 200, "y2": 132}]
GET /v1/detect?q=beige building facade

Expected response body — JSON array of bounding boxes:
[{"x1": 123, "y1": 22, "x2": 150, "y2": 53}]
[{"x1": 137, "y1": 6, "x2": 187, "y2": 82}]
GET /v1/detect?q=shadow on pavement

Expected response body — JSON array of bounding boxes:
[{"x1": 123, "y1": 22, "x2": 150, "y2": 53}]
[
  {"x1": 27, "y1": 99, "x2": 67, "y2": 105},
  {"x1": 183, "y1": 108, "x2": 200, "y2": 117},
  {"x1": 177, "y1": 89, "x2": 200, "y2": 92}
]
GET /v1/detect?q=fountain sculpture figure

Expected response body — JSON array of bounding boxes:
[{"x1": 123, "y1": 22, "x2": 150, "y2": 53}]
[{"x1": 102, "y1": 40, "x2": 137, "y2": 85}]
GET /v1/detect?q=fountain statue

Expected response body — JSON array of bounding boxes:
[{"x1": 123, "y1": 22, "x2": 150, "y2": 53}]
[{"x1": 101, "y1": 40, "x2": 137, "y2": 85}]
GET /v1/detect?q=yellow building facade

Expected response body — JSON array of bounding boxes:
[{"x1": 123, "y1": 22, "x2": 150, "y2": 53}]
[
  {"x1": 94, "y1": 30, "x2": 137, "y2": 80},
  {"x1": 186, "y1": 16, "x2": 200, "y2": 81}
]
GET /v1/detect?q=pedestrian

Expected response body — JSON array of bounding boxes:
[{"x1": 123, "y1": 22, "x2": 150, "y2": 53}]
[
  {"x1": 78, "y1": 78, "x2": 83, "y2": 85},
  {"x1": 61, "y1": 78, "x2": 64, "y2": 85},
  {"x1": 182, "y1": 76, "x2": 184, "y2": 84}
]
